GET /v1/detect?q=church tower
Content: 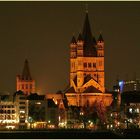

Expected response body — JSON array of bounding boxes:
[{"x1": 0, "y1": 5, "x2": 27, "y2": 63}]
[
  {"x1": 16, "y1": 59, "x2": 35, "y2": 95},
  {"x1": 69, "y1": 12, "x2": 105, "y2": 93},
  {"x1": 97, "y1": 33, "x2": 105, "y2": 88}
]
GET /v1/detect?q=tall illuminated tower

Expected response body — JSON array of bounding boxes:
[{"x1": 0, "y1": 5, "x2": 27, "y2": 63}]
[
  {"x1": 69, "y1": 12, "x2": 105, "y2": 94},
  {"x1": 16, "y1": 59, "x2": 35, "y2": 95}
]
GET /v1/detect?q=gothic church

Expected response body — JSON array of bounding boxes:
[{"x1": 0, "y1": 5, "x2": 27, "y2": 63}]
[{"x1": 65, "y1": 12, "x2": 112, "y2": 107}]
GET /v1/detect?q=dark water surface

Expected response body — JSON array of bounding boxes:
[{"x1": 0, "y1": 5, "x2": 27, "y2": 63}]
[{"x1": 0, "y1": 129, "x2": 139, "y2": 139}]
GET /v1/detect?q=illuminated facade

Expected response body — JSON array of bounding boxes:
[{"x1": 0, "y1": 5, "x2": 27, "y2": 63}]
[
  {"x1": 16, "y1": 59, "x2": 35, "y2": 95},
  {"x1": 65, "y1": 12, "x2": 113, "y2": 107},
  {"x1": 14, "y1": 90, "x2": 28, "y2": 129},
  {"x1": 0, "y1": 101, "x2": 17, "y2": 129}
]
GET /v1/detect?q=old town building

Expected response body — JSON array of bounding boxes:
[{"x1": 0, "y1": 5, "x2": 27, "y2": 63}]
[{"x1": 16, "y1": 59, "x2": 35, "y2": 95}]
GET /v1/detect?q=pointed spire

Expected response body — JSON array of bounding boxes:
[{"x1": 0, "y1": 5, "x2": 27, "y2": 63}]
[
  {"x1": 22, "y1": 59, "x2": 32, "y2": 80},
  {"x1": 82, "y1": 11, "x2": 97, "y2": 57},
  {"x1": 82, "y1": 12, "x2": 92, "y2": 40},
  {"x1": 98, "y1": 33, "x2": 104, "y2": 42},
  {"x1": 77, "y1": 33, "x2": 83, "y2": 41},
  {"x1": 85, "y1": 4, "x2": 88, "y2": 13},
  {"x1": 71, "y1": 36, "x2": 77, "y2": 44}
]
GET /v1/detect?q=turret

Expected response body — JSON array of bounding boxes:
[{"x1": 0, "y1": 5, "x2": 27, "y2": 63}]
[
  {"x1": 96, "y1": 33, "x2": 105, "y2": 89},
  {"x1": 77, "y1": 33, "x2": 84, "y2": 57},
  {"x1": 70, "y1": 36, "x2": 77, "y2": 58},
  {"x1": 97, "y1": 33, "x2": 104, "y2": 57}
]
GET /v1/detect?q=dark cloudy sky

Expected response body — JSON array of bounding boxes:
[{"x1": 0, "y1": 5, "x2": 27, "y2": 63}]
[{"x1": 0, "y1": 1, "x2": 140, "y2": 94}]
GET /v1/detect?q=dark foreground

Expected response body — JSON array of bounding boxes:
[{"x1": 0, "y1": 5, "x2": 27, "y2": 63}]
[{"x1": 0, "y1": 129, "x2": 140, "y2": 139}]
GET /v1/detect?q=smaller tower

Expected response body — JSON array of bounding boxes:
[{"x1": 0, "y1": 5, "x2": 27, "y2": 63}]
[
  {"x1": 97, "y1": 33, "x2": 104, "y2": 57},
  {"x1": 70, "y1": 36, "x2": 77, "y2": 87},
  {"x1": 16, "y1": 59, "x2": 35, "y2": 95},
  {"x1": 97, "y1": 33, "x2": 105, "y2": 89},
  {"x1": 77, "y1": 33, "x2": 84, "y2": 91},
  {"x1": 70, "y1": 36, "x2": 77, "y2": 58},
  {"x1": 77, "y1": 33, "x2": 84, "y2": 57}
]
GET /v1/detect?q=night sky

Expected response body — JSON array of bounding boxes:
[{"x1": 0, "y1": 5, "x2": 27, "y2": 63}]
[{"x1": 0, "y1": 1, "x2": 140, "y2": 94}]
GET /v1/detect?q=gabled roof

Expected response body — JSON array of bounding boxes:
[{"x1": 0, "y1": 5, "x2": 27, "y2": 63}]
[
  {"x1": 22, "y1": 59, "x2": 32, "y2": 80},
  {"x1": 83, "y1": 74, "x2": 92, "y2": 85},
  {"x1": 83, "y1": 86, "x2": 102, "y2": 93}
]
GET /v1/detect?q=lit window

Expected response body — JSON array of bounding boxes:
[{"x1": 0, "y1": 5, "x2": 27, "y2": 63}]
[
  {"x1": 129, "y1": 108, "x2": 132, "y2": 113},
  {"x1": 136, "y1": 108, "x2": 139, "y2": 113},
  {"x1": 36, "y1": 102, "x2": 41, "y2": 105},
  {"x1": 129, "y1": 119, "x2": 132, "y2": 123},
  {"x1": 20, "y1": 115, "x2": 25, "y2": 118},
  {"x1": 20, "y1": 111, "x2": 25, "y2": 113}
]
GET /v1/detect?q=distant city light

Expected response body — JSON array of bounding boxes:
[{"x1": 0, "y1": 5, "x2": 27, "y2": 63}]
[{"x1": 119, "y1": 80, "x2": 124, "y2": 93}]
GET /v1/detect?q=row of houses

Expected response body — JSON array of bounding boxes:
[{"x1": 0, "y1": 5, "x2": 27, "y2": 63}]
[
  {"x1": 0, "y1": 91, "x2": 59, "y2": 129},
  {"x1": 0, "y1": 90, "x2": 92, "y2": 130}
]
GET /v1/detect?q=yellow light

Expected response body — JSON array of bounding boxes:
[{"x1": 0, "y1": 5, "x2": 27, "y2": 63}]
[
  {"x1": 34, "y1": 123, "x2": 37, "y2": 128},
  {"x1": 88, "y1": 120, "x2": 91, "y2": 123},
  {"x1": 36, "y1": 102, "x2": 41, "y2": 105},
  {"x1": 20, "y1": 111, "x2": 25, "y2": 113},
  {"x1": 6, "y1": 126, "x2": 15, "y2": 129}
]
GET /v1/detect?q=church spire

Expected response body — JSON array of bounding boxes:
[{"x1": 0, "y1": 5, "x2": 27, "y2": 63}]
[
  {"x1": 22, "y1": 59, "x2": 32, "y2": 80},
  {"x1": 82, "y1": 12, "x2": 97, "y2": 57},
  {"x1": 98, "y1": 33, "x2": 104, "y2": 42},
  {"x1": 82, "y1": 12, "x2": 92, "y2": 40}
]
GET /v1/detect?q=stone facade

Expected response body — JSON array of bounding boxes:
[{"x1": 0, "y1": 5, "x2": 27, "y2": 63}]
[{"x1": 66, "y1": 12, "x2": 113, "y2": 108}]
